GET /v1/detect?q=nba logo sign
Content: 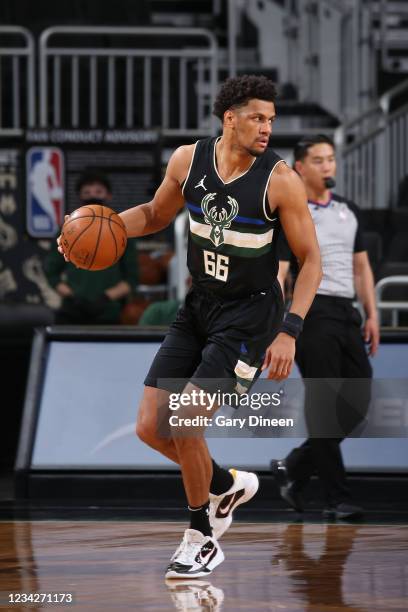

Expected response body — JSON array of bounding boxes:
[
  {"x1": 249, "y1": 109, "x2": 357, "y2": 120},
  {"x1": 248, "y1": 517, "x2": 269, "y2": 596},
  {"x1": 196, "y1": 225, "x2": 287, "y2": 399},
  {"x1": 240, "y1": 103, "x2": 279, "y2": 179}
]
[{"x1": 26, "y1": 147, "x2": 65, "y2": 237}]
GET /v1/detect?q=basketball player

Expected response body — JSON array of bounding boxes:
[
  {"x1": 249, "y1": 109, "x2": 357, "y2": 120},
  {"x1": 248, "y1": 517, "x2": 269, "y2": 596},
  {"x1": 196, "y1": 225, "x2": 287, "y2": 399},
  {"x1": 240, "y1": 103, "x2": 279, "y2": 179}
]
[
  {"x1": 59, "y1": 75, "x2": 322, "y2": 578},
  {"x1": 271, "y1": 134, "x2": 379, "y2": 519}
]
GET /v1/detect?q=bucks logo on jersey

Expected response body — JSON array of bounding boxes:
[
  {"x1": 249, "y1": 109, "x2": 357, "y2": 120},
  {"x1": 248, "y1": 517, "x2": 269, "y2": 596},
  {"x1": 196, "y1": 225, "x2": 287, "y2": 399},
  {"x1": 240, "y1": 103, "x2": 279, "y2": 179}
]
[{"x1": 201, "y1": 192, "x2": 239, "y2": 247}]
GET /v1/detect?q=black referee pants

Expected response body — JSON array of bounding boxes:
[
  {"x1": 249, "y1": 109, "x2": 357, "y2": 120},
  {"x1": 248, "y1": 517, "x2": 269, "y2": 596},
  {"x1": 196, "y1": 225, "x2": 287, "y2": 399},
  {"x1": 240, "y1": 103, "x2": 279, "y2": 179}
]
[{"x1": 285, "y1": 295, "x2": 372, "y2": 506}]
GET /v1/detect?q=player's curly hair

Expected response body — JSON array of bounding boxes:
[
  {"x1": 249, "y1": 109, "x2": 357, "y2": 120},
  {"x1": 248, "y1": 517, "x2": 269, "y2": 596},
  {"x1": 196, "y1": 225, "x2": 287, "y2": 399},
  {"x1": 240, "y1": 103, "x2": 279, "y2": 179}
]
[{"x1": 213, "y1": 75, "x2": 277, "y2": 120}]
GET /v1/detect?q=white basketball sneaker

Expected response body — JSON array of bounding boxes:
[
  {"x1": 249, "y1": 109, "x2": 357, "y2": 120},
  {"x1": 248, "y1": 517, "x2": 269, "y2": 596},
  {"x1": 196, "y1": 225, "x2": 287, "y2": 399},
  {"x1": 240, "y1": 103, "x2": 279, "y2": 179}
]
[
  {"x1": 209, "y1": 469, "x2": 259, "y2": 540},
  {"x1": 165, "y1": 529, "x2": 225, "y2": 579}
]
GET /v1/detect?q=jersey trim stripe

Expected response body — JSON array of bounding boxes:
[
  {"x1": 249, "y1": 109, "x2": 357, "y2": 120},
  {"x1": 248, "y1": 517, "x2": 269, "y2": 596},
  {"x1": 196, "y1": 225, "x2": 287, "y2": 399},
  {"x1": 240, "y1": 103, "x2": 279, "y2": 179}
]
[
  {"x1": 191, "y1": 233, "x2": 273, "y2": 258},
  {"x1": 189, "y1": 214, "x2": 274, "y2": 250},
  {"x1": 263, "y1": 159, "x2": 286, "y2": 221},
  {"x1": 181, "y1": 141, "x2": 199, "y2": 196},
  {"x1": 189, "y1": 208, "x2": 272, "y2": 235},
  {"x1": 186, "y1": 201, "x2": 267, "y2": 226},
  {"x1": 308, "y1": 192, "x2": 332, "y2": 207}
]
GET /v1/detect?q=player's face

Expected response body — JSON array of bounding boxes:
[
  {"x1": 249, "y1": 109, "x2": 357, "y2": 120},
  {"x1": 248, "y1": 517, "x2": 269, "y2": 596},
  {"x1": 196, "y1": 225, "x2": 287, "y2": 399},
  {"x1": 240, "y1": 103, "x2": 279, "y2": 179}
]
[
  {"x1": 79, "y1": 182, "x2": 112, "y2": 203},
  {"x1": 296, "y1": 143, "x2": 336, "y2": 191},
  {"x1": 229, "y1": 99, "x2": 276, "y2": 157}
]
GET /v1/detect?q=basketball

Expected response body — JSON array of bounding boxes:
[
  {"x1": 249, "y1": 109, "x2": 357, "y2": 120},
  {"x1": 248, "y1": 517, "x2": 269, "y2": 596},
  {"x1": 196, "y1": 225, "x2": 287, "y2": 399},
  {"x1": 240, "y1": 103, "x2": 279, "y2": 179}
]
[{"x1": 60, "y1": 204, "x2": 127, "y2": 270}]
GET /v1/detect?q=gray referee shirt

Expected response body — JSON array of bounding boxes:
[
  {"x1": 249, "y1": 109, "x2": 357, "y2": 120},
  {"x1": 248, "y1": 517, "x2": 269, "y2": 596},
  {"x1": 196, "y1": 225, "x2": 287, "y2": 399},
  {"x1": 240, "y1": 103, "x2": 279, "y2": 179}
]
[{"x1": 279, "y1": 193, "x2": 366, "y2": 298}]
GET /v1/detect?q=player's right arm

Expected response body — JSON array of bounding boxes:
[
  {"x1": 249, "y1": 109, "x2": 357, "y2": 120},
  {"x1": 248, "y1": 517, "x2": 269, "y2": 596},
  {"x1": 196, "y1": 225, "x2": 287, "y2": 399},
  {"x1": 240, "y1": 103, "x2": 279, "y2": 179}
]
[
  {"x1": 57, "y1": 145, "x2": 192, "y2": 259},
  {"x1": 119, "y1": 145, "x2": 193, "y2": 237}
]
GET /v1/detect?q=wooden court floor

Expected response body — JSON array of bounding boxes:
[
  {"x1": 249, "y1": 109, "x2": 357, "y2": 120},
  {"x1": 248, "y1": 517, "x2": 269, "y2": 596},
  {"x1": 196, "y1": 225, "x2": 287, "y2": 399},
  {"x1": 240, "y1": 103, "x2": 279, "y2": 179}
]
[{"x1": 0, "y1": 520, "x2": 407, "y2": 611}]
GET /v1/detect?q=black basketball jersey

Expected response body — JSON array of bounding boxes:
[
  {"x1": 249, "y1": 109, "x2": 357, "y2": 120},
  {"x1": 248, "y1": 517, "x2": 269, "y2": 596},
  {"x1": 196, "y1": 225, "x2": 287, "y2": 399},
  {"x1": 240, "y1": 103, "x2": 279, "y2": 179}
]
[{"x1": 182, "y1": 136, "x2": 284, "y2": 298}]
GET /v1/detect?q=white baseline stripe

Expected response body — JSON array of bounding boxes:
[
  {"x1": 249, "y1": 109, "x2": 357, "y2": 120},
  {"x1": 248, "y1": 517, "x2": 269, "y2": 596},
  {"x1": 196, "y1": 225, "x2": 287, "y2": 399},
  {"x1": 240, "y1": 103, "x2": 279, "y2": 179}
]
[{"x1": 189, "y1": 215, "x2": 273, "y2": 249}]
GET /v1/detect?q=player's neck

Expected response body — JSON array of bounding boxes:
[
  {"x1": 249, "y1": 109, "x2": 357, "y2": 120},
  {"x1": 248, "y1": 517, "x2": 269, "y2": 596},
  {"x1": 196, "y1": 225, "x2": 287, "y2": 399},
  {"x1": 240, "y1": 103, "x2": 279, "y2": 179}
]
[
  {"x1": 215, "y1": 137, "x2": 255, "y2": 182},
  {"x1": 306, "y1": 187, "x2": 331, "y2": 205}
]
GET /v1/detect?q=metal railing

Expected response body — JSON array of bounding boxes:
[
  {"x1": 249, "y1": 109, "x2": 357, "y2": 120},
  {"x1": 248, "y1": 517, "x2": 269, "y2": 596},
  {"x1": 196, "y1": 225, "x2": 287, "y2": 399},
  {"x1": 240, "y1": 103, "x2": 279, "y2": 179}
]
[
  {"x1": 226, "y1": 0, "x2": 376, "y2": 121},
  {"x1": 377, "y1": 0, "x2": 408, "y2": 73},
  {"x1": 375, "y1": 276, "x2": 408, "y2": 326},
  {"x1": 39, "y1": 26, "x2": 218, "y2": 136},
  {"x1": 0, "y1": 26, "x2": 35, "y2": 135},
  {"x1": 336, "y1": 78, "x2": 408, "y2": 209}
]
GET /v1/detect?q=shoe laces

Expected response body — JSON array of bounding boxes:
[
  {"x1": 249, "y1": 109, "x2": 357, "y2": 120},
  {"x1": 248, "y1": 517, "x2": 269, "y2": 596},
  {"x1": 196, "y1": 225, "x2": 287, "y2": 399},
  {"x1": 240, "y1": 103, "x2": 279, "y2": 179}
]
[{"x1": 175, "y1": 536, "x2": 204, "y2": 565}]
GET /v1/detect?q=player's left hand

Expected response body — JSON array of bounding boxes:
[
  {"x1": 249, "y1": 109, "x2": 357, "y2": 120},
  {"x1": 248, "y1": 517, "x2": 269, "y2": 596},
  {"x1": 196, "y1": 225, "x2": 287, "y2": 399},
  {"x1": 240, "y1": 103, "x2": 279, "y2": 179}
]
[
  {"x1": 364, "y1": 316, "x2": 380, "y2": 356},
  {"x1": 262, "y1": 333, "x2": 296, "y2": 380}
]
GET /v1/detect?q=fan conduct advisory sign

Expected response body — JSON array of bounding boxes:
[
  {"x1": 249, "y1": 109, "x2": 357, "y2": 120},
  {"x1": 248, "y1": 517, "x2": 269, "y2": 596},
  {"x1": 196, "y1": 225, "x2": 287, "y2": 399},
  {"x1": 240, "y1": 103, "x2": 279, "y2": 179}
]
[{"x1": 24, "y1": 129, "x2": 162, "y2": 219}]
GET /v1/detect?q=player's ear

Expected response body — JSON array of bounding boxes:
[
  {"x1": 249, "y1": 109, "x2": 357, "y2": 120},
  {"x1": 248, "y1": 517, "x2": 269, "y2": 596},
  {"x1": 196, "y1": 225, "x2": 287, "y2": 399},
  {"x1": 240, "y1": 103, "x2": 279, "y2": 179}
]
[
  {"x1": 223, "y1": 109, "x2": 235, "y2": 128},
  {"x1": 294, "y1": 160, "x2": 303, "y2": 176}
]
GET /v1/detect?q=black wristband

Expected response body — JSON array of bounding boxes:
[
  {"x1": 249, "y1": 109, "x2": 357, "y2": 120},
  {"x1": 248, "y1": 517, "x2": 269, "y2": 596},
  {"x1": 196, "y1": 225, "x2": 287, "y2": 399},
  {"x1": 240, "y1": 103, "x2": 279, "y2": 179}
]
[{"x1": 279, "y1": 312, "x2": 304, "y2": 340}]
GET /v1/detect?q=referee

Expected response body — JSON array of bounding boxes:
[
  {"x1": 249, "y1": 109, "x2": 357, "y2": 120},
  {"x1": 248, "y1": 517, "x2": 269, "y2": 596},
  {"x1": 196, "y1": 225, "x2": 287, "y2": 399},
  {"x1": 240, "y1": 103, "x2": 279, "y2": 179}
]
[{"x1": 271, "y1": 134, "x2": 380, "y2": 519}]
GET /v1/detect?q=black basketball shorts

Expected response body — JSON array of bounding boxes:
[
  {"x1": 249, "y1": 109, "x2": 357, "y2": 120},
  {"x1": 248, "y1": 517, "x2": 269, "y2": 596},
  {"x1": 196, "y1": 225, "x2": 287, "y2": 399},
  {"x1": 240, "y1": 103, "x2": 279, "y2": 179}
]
[{"x1": 144, "y1": 281, "x2": 284, "y2": 394}]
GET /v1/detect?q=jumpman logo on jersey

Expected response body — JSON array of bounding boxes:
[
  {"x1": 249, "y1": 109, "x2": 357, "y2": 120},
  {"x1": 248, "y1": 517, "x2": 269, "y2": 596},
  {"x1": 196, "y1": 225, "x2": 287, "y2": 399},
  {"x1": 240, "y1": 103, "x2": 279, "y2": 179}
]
[{"x1": 195, "y1": 175, "x2": 207, "y2": 191}]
